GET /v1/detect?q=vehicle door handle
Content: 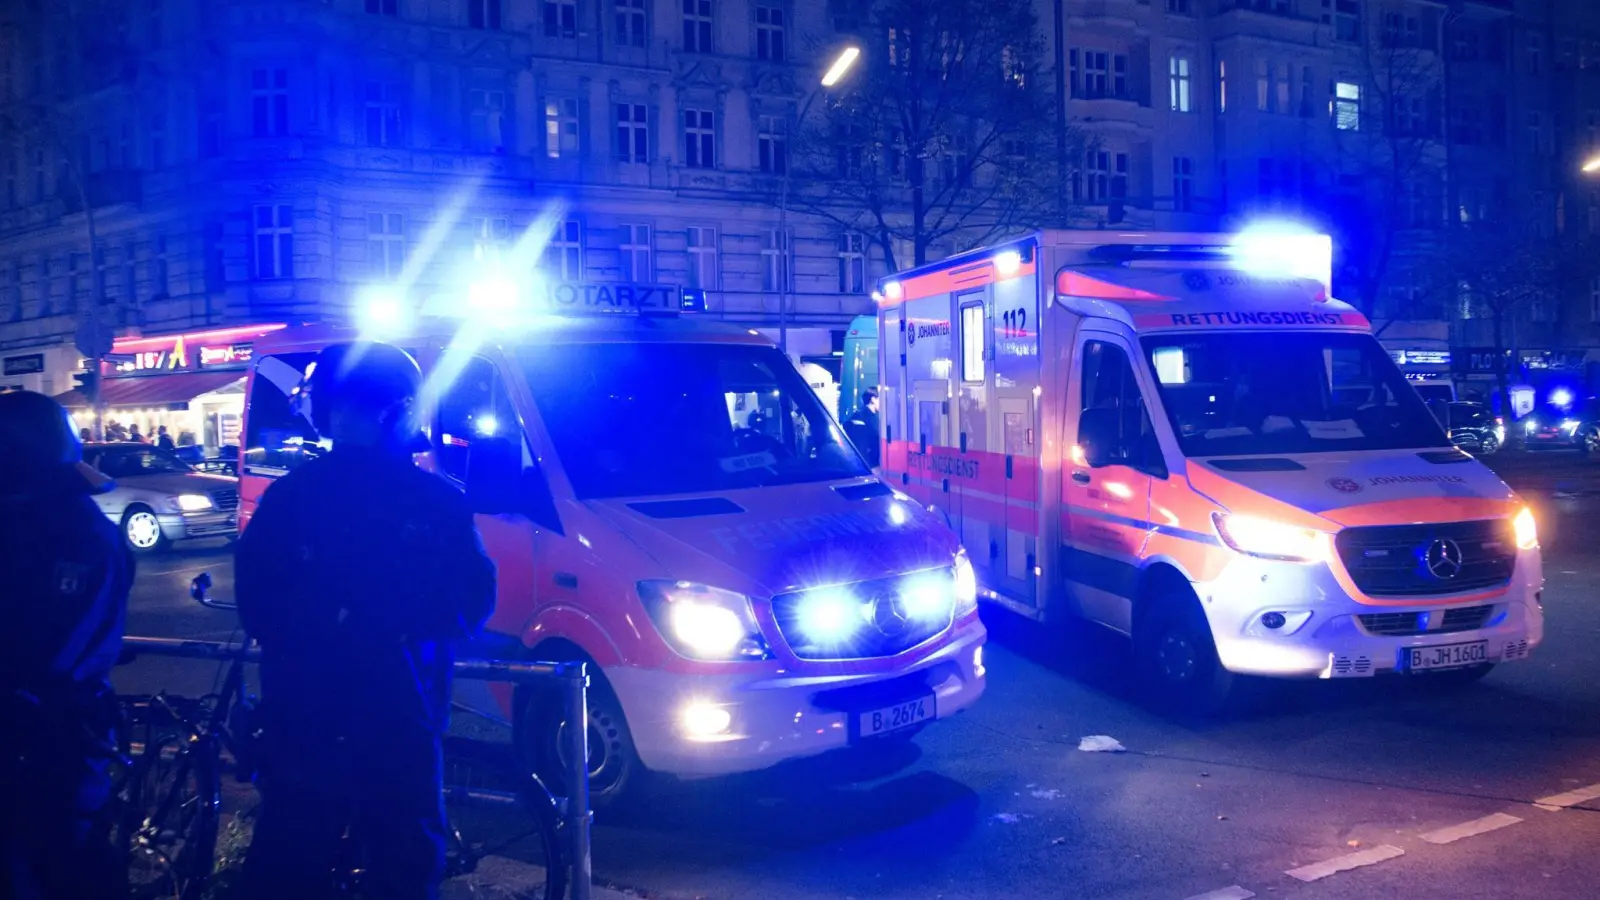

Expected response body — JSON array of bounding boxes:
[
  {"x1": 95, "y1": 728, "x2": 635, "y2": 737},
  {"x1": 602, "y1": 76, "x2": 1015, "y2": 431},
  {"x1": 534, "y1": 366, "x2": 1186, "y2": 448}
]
[{"x1": 1071, "y1": 471, "x2": 1091, "y2": 485}]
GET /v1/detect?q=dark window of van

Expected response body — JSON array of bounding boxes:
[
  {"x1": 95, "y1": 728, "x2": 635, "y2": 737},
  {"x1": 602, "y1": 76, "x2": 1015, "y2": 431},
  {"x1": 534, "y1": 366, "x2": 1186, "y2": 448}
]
[
  {"x1": 244, "y1": 352, "x2": 322, "y2": 473},
  {"x1": 435, "y1": 356, "x2": 518, "y2": 483}
]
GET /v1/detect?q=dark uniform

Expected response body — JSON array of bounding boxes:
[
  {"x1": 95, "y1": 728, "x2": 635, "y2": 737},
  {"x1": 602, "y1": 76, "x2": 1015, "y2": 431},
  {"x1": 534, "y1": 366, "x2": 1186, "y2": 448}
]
[
  {"x1": 0, "y1": 395, "x2": 133, "y2": 900},
  {"x1": 844, "y1": 403, "x2": 881, "y2": 468},
  {"x1": 235, "y1": 446, "x2": 495, "y2": 900}
]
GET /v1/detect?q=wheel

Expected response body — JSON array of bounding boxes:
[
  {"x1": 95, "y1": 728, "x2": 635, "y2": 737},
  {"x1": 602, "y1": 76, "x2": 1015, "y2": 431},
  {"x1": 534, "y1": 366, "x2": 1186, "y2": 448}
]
[
  {"x1": 440, "y1": 737, "x2": 567, "y2": 900},
  {"x1": 1134, "y1": 594, "x2": 1239, "y2": 715},
  {"x1": 516, "y1": 667, "x2": 642, "y2": 810},
  {"x1": 1413, "y1": 663, "x2": 1495, "y2": 692},
  {"x1": 1481, "y1": 432, "x2": 1500, "y2": 455},
  {"x1": 1583, "y1": 427, "x2": 1600, "y2": 458},
  {"x1": 122, "y1": 505, "x2": 170, "y2": 554}
]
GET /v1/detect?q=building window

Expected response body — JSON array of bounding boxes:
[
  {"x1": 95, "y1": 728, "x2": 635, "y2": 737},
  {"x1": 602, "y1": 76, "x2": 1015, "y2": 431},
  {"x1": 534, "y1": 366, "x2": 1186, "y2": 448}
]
[
  {"x1": 687, "y1": 225, "x2": 718, "y2": 289},
  {"x1": 758, "y1": 114, "x2": 786, "y2": 174},
  {"x1": 1077, "y1": 149, "x2": 1128, "y2": 204},
  {"x1": 939, "y1": 139, "x2": 971, "y2": 189},
  {"x1": 151, "y1": 237, "x2": 168, "y2": 297},
  {"x1": 4, "y1": 153, "x2": 15, "y2": 208},
  {"x1": 1169, "y1": 55, "x2": 1192, "y2": 112},
  {"x1": 253, "y1": 204, "x2": 293, "y2": 280},
  {"x1": 1275, "y1": 63, "x2": 1290, "y2": 114},
  {"x1": 683, "y1": 0, "x2": 713, "y2": 53},
  {"x1": 545, "y1": 97, "x2": 579, "y2": 158},
  {"x1": 620, "y1": 224, "x2": 652, "y2": 282},
  {"x1": 1173, "y1": 157, "x2": 1193, "y2": 212},
  {"x1": 762, "y1": 228, "x2": 789, "y2": 292},
  {"x1": 1073, "y1": 50, "x2": 1127, "y2": 100},
  {"x1": 31, "y1": 148, "x2": 44, "y2": 203},
  {"x1": 368, "y1": 213, "x2": 405, "y2": 279},
  {"x1": 1300, "y1": 66, "x2": 1315, "y2": 117},
  {"x1": 683, "y1": 107, "x2": 715, "y2": 168},
  {"x1": 616, "y1": 0, "x2": 647, "y2": 47},
  {"x1": 756, "y1": 6, "x2": 786, "y2": 62},
  {"x1": 1527, "y1": 111, "x2": 1544, "y2": 155},
  {"x1": 467, "y1": 90, "x2": 506, "y2": 152},
  {"x1": 615, "y1": 103, "x2": 648, "y2": 163},
  {"x1": 960, "y1": 302, "x2": 985, "y2": 383},
  {"x1": 364, "y1": 82, "x2": 404, "y2": 147},
  {"x1": 149, "y1": 112, "x2": 166, "y2": 168},
  {"x1": 1255, "y1": 59, "x2": 1269, "y2": 111},
  {"x1": 1530, "y1": 298, "x2": 1554, "y2": 323},
  {"x1": 473, "y1": 216, "x2": 509, "y2": 263},
  {"x1": 250, "y1": 68, "x2": 288, "y2": 137},
  {"x1": 366, "y1": 0, "x2": 397, "y2": 14},
  {"x1": 1218, "y1": 60, "x2": 1226, "y2": 112},
  {"x1": 888, "y1": 26, "x2": 911, "y2": 70},
  {"x1": 1325, "y1": 0, "x2": 1361, "y2": 43},
  {"x1": 117, "y1": 122, "x2": 133, "y2": 170},
  {"x1": 1528, "y1": 35, "x2": 1542, "y2": 75},
  {"x1": 469, "y1": 0, "x2": 501, "y2": 30},
  {"x1": 1334, "y1": 81, "x2": 1361, "y2": 130},
  {"x1": 1589, "y1": 276, "x2": 1600, "y2": 322},
  {"x1": 544, "y1": 0, "x2": 577, "y2": 38},
  {"x1": 1167, "y1": 0, "x2": 1190, "y2": 13},
  {"x1": 549, "y1": 219, "x2": 582, "y2": 281},
  {"x1": 838, "y1": 232, "x2": 866, "y2": 294}
]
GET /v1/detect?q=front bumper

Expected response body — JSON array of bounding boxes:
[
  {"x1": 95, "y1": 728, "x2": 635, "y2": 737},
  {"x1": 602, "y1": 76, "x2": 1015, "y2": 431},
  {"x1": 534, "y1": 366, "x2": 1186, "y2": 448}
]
[
  {"x1": 158, "y1": 510, "x2": 238, "y2": 541},
  {"x1": 1203, "y1": 551, "x2": 1544, "y2": 679},
  {"x1": 606, "y1": 617, "x2": 987, "y2": 777}
]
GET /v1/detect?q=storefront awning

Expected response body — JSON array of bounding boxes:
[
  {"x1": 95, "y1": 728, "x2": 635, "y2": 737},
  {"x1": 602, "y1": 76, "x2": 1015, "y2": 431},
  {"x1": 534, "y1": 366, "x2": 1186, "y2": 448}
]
[{"x1": 54, "y1": 371, "x2": 246, "y2": 409}]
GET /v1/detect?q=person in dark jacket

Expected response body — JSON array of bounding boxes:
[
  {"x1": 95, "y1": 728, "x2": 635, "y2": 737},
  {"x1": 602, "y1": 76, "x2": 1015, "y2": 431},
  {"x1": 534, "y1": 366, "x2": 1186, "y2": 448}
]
[
  {"x1": 0, "y1": 391, "x2": 132, "y2": 900},
  {"x1": 843, "y1": 388, "x2": 881, "y2": 468},
  {"x1": 236, "y1": 342, "x2": 496, "y2": 900},
  {"x1": 155, "y1": 425, "x2": 175, "y2": 451}
]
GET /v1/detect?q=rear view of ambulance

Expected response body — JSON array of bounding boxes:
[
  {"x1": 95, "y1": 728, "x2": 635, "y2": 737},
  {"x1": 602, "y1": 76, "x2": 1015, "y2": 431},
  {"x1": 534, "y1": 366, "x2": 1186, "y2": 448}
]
[{"x1": 877, "y1": 231, "x2": 1543, "y2": 709}]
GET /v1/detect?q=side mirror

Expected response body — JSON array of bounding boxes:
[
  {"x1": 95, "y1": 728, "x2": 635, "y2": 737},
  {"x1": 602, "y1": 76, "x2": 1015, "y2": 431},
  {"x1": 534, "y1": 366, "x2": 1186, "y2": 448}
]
[
  {"x1": 1078, "y1": 407, "x2": 1122, "y2": 469},
  {"x1": 465, "y1": 435, "x2": 524, "y2": 515}
]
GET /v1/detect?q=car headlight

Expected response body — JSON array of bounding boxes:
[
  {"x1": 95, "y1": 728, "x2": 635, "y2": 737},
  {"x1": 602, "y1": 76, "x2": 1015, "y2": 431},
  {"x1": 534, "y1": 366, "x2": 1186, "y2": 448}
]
[
  {"x1": 1213, "y1": 512, "x2": 1330, "y2": 563},
  {"x1": 1562, "y1": 419, "x2": 1581, "y2": 434},
  {"x1": 953, "y1": 551, "x2": 978, "y2": 617},
  {"x1": 636, "y1": 581, "x2": 769, "y2": 661},
  {"x1": 1513, "y1": 507, "x2": 1538, "y2": 550},
  {"x1": 1524, "y1": 418, "x2": 1539, "y2": 433},
  {"x1": 171, "y1": 493, "x2": 215, "y2": 512}
]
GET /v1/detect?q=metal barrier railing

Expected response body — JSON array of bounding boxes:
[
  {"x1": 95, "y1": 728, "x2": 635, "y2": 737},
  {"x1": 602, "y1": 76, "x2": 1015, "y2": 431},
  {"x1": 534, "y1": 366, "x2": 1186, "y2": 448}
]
[{"x1": 120, "y1": 636, "x2": 593, "y2": 900}]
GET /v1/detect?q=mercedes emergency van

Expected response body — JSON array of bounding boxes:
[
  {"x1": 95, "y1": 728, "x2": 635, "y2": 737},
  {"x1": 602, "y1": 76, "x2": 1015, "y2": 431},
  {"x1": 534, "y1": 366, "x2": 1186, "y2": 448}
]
[
  {"x1": 239, "y1": 290, "x2": 986, "y2": 801},
  {"x1": 875, "y1": 231, "x2": 1542, "y2": 710}
]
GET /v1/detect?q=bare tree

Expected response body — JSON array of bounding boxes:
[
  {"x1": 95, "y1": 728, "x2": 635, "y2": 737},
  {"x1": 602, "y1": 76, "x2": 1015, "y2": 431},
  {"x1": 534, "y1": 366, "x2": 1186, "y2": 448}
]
[{"x1": 788, "y1": 0, "x2": 1065, "y2": 272}]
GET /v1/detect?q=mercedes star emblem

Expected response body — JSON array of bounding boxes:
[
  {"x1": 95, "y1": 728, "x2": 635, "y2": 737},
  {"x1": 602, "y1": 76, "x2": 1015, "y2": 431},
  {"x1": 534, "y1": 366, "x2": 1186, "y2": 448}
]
[{"x1": 1424, "y1": 537, "x2": 1464, "y2": 580}]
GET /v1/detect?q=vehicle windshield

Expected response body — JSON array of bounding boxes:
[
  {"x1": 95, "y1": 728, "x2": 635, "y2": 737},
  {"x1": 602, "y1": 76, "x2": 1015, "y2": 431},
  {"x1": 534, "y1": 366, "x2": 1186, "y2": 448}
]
[
  {"x1": 518, "y1": 341, "x2": 868, "y2": 499},
  {"x1": 1141, "y1": 331, "x2": 1450, "y2": 457},
  {"x1": 93, "y1": 446, "x2": 196, "y2": 477}
]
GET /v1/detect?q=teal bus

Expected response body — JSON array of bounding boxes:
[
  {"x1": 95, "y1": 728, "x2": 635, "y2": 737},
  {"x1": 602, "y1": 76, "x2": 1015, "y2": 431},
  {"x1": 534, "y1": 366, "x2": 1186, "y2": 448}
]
[{"x1": 838, "y1": 315, "x2": 878, "y2": 420}]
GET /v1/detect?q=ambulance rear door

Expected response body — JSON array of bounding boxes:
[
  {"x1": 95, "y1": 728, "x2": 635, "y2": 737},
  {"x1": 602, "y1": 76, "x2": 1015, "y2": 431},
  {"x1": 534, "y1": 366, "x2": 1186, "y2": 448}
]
[{"x1": 982, "y1": 267, "x2": 1043, "y2": 610}]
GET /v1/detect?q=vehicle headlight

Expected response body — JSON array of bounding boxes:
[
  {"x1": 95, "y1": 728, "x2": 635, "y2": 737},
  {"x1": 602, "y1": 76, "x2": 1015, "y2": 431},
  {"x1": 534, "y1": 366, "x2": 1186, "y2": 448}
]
[
  {"x1": 1495, "y1": 425, "x2": 1506, "y2": 443},
  {"x1": 1561, "y1": 419, "x2": 1581, "y2": 434},
  {"x1": 1513, "y1": 507, "x2": 1538, "y2": 550},
  {"x1": 953, "y1": 551, "x2": 978, "y2": 617},
  {"x1": 1524, "y1": 418, "x2": 1539, "y2": 433},
  {"x1": 171, "y1": 493, "x2": 215, "y2": 512},
  {"x1": 636, "y1": 581, "x2": 769, "y2": 661},
  {"x1": 1213, "y1": 512, "x2": 1330, "y2": 563}
]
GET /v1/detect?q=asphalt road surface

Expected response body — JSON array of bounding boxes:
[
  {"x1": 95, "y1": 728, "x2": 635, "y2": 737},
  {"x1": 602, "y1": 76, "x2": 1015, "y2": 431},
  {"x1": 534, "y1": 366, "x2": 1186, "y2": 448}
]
[{"x1": 117, "y1": 451, "x2": 1600, "y2": 900}]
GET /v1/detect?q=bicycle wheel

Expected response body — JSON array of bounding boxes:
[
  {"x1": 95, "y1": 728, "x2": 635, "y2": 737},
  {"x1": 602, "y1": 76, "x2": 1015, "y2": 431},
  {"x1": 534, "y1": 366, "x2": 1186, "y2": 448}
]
[
  {"x1": 113, "y1": 713, "x2": 223, "y2": 900},
  {"x1": 441, "y1": 736, "x2": 567, "y2": 900}
]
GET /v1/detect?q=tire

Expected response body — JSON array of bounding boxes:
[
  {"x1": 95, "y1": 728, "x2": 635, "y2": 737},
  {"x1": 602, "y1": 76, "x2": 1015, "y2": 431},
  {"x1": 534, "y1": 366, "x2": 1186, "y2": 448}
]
[
  {"x1": 516, "y1": 667, "x2": 642, "y2": 811},
  {"x1": 1481, "y1": 433, "x2": 1500, "y2": 455},
  {"x1": 1583, "y1": 428, "x2": 1600, "y2": 459},
  {"x1": 1134, "y1": 594, "x2": 1239, "y2": 716},
  {"x1": 441, "y1": 737, "x2": 567, "y2": 900},
  {"x1": 122, "y1": 505, "x2": 170, "y2": 555}
]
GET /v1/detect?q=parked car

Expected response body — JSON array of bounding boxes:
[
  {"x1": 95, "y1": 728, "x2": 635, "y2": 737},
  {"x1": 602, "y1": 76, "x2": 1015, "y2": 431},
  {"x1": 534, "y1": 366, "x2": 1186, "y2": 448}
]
[
  {"x1": 80, "y1": 443, "x2": 240, "y2": 553},
  {"x1": 1440, "y1": 402, "x2": 1505, "y2": 455},
  {"x1": 1520, "y1": 398, "x2": 1600, "y2": 455}
]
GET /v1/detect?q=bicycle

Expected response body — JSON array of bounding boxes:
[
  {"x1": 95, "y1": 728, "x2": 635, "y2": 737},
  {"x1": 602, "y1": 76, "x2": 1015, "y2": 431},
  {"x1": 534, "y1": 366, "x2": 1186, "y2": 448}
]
[{"x1": 111, "y1": 574, "x2": 569, "y2": 899}]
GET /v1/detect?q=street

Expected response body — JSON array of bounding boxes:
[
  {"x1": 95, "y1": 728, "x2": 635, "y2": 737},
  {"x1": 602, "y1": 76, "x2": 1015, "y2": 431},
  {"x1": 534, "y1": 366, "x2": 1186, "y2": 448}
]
[{"x1": 115, "y1": 452, "x2": 1600, "y2": 900}]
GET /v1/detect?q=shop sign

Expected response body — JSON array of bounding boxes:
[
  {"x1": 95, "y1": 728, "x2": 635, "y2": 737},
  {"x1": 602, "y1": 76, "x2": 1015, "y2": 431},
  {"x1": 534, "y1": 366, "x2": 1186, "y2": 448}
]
[
  {"x1": 198, "y1": 343, "x2": 256, "y2": 367},
  {"x1": 1391, "y1": 349, "x2": 1450, "y2": 367},
  {"x1": 2, "y1": 353, "x2": 45, "y2": 376},
  {"x1": 1520, "y1": 350, "x2": 1587, "y2": 371},
  {"x1": 107, "y1": 336, "x2": 262, "y2": 374},
  {"x1": 1454, "y1": 348, "x2": 1511, "y2": 374}
]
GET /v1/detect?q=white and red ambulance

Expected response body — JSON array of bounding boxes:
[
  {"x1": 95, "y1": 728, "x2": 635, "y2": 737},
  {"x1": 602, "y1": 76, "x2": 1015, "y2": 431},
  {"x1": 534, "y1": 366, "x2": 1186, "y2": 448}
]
[
  {"x1": 238, "y1": 288, "x2": 985, "y2": 801},
  {"x1": 875, "y1": 230, "x2": 1542, "y2": 709}
]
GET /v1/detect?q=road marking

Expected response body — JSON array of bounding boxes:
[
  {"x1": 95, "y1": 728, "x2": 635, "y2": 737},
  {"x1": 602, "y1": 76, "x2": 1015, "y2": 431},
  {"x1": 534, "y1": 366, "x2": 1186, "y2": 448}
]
[
  {"x1": 1182, "y1": 887, "x2": 1255, "y2": 900},
  {"x1": 1535, "y1": 783, "x2": 1600, "y2": 811},
  {"x1": 1420, "y1": 813, "x2": 1523, "y2": 844},
  {"x1": 1286, "y1": 845, "x2": 1404, "y2": 882}
]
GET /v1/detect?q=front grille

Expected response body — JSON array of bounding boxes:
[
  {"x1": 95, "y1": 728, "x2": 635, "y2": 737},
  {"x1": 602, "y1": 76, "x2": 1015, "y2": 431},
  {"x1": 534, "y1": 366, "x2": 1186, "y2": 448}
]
[
  {"x1": 210, "y1": 488, "x2": 240, "y2": 512},
  {"x1": 1335, "y1": 519, "x2": 1514, "y2": 597},
  {"x1": 770, "y1": 570, "x2": 955, "y2": 661},
  {"x1": 1358, "y1": 605, "x2": 1495, "y2": 637}
]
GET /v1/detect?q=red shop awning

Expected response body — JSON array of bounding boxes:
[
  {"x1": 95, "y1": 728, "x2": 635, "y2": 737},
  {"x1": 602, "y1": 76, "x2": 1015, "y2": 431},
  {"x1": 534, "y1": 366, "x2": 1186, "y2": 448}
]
[{"x1": 54, "y1": 371, "x2": 246, "y2": 409}]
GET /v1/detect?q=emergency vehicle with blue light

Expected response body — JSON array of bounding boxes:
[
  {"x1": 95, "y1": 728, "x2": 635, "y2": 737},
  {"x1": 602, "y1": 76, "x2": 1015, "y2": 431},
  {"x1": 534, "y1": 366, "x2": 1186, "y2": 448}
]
[
  {"x1": 875, "y1": 230, "x2": 1542, "y2": 709},
  {"x1": 238, "y1": 282, "x2": 986, "y2": 801}
]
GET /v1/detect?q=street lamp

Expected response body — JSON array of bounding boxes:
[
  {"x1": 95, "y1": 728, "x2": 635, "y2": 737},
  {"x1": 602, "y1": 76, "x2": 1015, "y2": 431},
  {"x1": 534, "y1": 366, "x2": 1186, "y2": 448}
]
[
  {"x1": 1583, "y1": 156, "x2": 1600, "y2": 174},
  {"x1": 777, "y1": 45, "x2": 862, "y2": 356}
]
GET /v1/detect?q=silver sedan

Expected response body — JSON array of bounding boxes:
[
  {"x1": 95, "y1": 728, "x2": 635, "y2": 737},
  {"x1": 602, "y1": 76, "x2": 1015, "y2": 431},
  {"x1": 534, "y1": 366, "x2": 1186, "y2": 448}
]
[{"x1": 81, "y1": 443, "x2": 240, "y2": 554}]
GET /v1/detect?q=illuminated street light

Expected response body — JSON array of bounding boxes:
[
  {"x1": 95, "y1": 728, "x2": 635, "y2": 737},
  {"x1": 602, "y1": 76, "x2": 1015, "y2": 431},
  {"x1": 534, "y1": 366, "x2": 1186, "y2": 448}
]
[
  {"x1": 1583, "y1": 156, "x2": 1600, "y2": 174},
  {"x1": 779, "y1": 46, "x2": 864, "y2": 354}
]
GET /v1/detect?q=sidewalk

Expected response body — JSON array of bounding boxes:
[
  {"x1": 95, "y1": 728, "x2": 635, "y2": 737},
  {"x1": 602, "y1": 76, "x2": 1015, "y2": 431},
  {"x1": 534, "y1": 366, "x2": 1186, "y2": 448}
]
[{"x1": 440, "y1": 856, "x2": 644, "y2": 900}]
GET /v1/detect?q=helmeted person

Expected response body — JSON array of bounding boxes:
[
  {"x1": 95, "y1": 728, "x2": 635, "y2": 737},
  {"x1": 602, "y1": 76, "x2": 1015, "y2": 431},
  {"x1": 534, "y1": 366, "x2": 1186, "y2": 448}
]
[
  {"x1": 236, "y1": 342, "x2": 496, "y2": 900},
  {"x1": 0, "y1": 391, "x2": 132, "y2": 900}
]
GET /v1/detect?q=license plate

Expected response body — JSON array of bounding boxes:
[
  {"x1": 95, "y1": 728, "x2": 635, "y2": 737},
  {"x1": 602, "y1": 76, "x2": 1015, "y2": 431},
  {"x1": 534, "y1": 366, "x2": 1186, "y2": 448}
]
[
  {"x1": 858, "y1": 695, "x2": 934, "y2": 738},
  {"x1": 1407, "y1": 640, "x2": 1489, "y2": 671}
]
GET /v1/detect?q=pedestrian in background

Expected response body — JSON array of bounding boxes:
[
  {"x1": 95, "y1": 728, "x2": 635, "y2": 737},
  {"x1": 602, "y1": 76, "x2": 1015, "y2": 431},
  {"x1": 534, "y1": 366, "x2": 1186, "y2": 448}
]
[
  {"x1": 156, "y1": 425, "x2": 175, "y2": 452},
  {"x1": 128, "y1": 423, "x2": 147, "y2": 444},
  {"x1": 0, "y1": 391, "x2": 133, "y2": 900},
  {"x1": 236, "y1": 342, "x2": 495, "y2": 900},
  {"x1": 844, "y1": 388, "x2": 881, "y2": 468}
]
